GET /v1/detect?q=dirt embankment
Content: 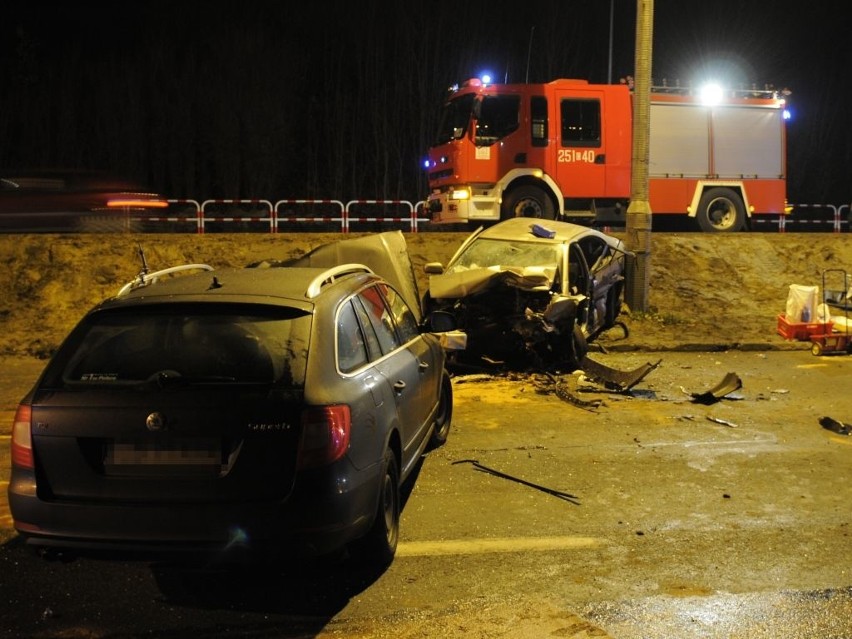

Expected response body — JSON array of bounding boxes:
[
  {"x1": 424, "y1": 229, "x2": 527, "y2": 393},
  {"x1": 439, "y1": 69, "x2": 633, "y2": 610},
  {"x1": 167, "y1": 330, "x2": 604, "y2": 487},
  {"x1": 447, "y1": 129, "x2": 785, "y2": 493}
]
[{"x1": 1, "y1": 232, "x2": 850, "y2": 358}]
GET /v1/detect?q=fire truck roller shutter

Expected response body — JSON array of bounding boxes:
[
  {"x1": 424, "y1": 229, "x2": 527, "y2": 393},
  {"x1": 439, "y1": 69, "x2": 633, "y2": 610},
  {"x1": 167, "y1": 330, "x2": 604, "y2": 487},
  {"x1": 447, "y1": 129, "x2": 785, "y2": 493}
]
[
  {"x1": 695, "y1": 187, "x2": 746, "y2": 233},
  {"x1": 501, "y1": 185, "x2": 556, "y2": 221}
]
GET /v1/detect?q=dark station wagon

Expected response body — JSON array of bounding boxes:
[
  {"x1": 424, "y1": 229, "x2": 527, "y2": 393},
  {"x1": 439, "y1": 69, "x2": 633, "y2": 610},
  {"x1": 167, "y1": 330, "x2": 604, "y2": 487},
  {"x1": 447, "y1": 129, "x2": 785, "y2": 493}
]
[{"x1": 9, "y1": 247, "x2": 453, "y2": 566}]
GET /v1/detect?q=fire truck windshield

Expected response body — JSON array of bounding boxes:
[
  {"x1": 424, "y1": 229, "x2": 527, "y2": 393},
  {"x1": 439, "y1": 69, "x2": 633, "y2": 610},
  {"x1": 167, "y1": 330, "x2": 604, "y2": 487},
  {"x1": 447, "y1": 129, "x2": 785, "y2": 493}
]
[
  {"x1": 434, "y1": 93, "x2": 522, "y2": 147},
  {"x1": 474, "y1": 95, "x2": 520, "y2": 146},
  {"x1": 434, "y1": 94, "x2": 476, "y2": 145}
]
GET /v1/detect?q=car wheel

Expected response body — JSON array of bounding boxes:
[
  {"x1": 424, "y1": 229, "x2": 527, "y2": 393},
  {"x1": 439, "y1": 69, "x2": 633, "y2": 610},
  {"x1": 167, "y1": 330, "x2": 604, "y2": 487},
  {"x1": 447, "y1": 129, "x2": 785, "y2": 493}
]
[
  {"x1": 501, "y1": 185, "x2": 555, "y2": 220},
  {"x1": 604, "y1": 283, "x2": 624, "y2": 328},
  {"x1": 429, "y1": 373, "x2": 453, "y2": 449},
  {"x1": 571, "y1": 324, "x2": 588, "y2": 365},
  {"x1": 695, "y1": 187, "x2": 745, "y2": 232},
  {"x1": 354, "y1": 448, "x2": 400, "y2": 566}
]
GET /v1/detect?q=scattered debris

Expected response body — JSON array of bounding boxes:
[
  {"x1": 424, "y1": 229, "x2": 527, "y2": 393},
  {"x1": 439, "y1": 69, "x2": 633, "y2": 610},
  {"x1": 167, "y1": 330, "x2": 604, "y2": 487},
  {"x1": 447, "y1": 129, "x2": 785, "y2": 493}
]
[
  {"x1": 531, "y1": 355, "x2": 663, "y2": 411},
  {"x1": 820, "y1": 416, "x2": 851, "y2": 435},
  {"x1": 553, "y1": 380, "x2": 602, "y2": 411},
  {"x1": 452, "y1": 374, "x2": 500, "y2": 385},
  {"x1": 683, "y1": 372, "x2": 743, "y2": 405},
  {"x1": 580, "y1": 355, "x2": 662, "y2": 392},
  {"x1": 452, "y1": 459, "x2": 580, "y2": 505},
  {"x1": 706, "y1": 416, "x2": 738, "y2": 428}
]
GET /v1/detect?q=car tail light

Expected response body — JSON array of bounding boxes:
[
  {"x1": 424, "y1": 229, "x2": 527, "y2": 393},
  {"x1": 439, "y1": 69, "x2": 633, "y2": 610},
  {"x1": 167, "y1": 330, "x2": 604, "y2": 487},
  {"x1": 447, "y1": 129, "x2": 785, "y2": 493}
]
[
  {"x1": 297, "y1": 405, "x2": 351, "y2": 469},
  {"x1": 11, "y1": 405, "x2": 34, "y2": 469}
]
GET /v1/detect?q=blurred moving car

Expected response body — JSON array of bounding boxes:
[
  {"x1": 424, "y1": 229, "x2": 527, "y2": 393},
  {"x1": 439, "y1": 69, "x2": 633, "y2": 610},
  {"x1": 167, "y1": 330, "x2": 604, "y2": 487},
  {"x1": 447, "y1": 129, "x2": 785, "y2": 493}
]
[
  {"x1": 424, "y1": 217, "x2": 630, "y2": 371},
  {"x1": 8, "y1": 244, "x2": 453, "y2": 566},
  {"x1": 0, "y1": 170, "x2": 167, "y2": 232}
]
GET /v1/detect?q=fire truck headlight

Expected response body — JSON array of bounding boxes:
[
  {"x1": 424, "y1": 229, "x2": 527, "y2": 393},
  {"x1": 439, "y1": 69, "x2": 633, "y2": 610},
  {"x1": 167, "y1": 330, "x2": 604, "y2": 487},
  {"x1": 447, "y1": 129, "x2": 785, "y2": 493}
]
[{"x1": 451, "y1": 188, "x2": 471, "y2": 201}]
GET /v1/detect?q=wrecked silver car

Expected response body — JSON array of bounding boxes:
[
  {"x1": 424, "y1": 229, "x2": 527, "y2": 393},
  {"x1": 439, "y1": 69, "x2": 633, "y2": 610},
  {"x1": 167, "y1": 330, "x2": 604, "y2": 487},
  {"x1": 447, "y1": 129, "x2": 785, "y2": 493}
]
[{"x1": 424, "y1": 218, "x2": 630, "y2": 370}]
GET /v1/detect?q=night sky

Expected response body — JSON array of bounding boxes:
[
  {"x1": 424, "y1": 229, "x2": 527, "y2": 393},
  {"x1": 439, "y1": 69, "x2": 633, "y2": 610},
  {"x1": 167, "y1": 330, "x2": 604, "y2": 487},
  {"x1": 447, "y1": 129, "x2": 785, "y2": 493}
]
[{"x1": 1, "y1": 1, "x2": 850, "y2": 205}]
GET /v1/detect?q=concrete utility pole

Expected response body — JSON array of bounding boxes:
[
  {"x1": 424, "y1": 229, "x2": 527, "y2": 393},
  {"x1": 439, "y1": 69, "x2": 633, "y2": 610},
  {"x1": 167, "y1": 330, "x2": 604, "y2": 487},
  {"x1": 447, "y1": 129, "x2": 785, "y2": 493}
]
[{"x1": 625, "y1": 0, "x2": 653, "y2": 312}]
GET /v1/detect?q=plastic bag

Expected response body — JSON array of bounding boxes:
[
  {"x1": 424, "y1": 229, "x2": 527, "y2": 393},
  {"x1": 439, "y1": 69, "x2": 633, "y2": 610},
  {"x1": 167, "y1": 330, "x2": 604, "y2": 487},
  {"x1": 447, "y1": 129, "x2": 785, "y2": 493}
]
[{"x1": 785, "y1": 284, "x2": 818, "y2": 323}]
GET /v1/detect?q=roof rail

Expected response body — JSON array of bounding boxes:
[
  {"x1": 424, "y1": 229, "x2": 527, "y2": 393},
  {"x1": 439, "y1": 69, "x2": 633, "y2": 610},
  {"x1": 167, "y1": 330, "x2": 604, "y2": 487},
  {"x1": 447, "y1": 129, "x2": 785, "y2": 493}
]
[
  {"x1": 648, "y1": 80, "x2": 790, "y2": 101},
  {"x1": 117, "y1": 263, "x2": 214, "y2": 297},
  {"x1": 620, "y1": 76, "x2": 790, "y2": 101},
  {"x1": 305, "y1": 263, "x2": 373, "y2": 299}
]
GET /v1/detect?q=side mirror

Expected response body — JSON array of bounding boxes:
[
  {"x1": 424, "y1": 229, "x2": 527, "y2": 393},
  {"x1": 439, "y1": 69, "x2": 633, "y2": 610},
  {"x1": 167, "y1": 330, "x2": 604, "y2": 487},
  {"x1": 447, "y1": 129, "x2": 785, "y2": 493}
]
[
  {"x1": 424, "y1": 310, "x2": 456, "y2": 332},
  {"x1": 424, "y1": 262, "x2": 445, "y2": 275}
]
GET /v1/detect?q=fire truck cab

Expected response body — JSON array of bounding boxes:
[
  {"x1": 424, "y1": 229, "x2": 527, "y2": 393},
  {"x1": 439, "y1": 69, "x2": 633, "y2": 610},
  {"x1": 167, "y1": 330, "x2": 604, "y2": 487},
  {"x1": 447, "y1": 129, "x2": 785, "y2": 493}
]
[{"x1": 425, "y1": 78, "x2": 788, "y2": 232}]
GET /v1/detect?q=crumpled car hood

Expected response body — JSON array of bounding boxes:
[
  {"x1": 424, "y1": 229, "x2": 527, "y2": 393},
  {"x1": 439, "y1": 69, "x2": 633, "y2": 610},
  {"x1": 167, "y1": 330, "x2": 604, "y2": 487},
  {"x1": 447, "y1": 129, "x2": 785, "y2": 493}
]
[
  {"x1": 429, "y1": 266, "x2": 556, "y2": 299},
  {"x1": 281, "y1": 230, "x2": 423, "y2": 323}
]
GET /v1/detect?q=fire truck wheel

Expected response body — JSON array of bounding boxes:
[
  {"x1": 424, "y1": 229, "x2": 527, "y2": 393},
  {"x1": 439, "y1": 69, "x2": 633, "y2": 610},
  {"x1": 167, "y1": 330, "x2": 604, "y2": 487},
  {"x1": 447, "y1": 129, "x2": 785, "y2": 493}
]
[
  {"x1": 696, "y1": 187, "x2": 745, "y2": 232},
  {"x1": 502, "y1": 186, "x2": 555, "y2": 221}
]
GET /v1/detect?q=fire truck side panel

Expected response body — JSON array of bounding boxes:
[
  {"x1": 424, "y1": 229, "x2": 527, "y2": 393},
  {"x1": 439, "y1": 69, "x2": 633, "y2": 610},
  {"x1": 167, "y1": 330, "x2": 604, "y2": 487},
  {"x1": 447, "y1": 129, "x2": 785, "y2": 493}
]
[
  {"x1": 647, "y1": 100, "x2": 786, "y2": 217},
  {"x1": 648, "y1": 179, "x2": 693, "y2": 213},
  {"x1": 712, "y1": 107, "x2": 784, "y2": 177},
  {"x1": 734, "y1": 179, "x2": 786, "y2": 214},
  {"x1": 650, "y1": 104, "x2": 712, "y2": 177}
]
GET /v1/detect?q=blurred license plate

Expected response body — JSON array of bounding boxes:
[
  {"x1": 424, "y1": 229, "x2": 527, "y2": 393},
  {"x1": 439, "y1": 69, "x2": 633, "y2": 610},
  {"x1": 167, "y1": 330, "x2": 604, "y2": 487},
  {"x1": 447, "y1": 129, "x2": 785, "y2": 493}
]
[{"x1": 106, "y1": 438, "x2": 222, "y2": 467}]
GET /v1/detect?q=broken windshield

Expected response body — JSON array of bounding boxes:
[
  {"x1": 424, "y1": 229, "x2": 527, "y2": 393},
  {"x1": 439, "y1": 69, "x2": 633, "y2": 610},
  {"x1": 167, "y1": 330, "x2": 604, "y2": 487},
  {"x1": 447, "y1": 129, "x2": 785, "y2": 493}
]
[{"x1": 446, "y1": 239, "x2": 562, "y2": 276}]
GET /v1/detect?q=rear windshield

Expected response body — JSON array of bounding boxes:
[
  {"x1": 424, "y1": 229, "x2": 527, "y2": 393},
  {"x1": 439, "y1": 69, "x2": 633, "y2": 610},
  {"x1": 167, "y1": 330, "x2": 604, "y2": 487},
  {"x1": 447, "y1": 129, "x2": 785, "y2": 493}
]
[{"x1": 44, "y1": 304, "x2": 311, "y2": 388}]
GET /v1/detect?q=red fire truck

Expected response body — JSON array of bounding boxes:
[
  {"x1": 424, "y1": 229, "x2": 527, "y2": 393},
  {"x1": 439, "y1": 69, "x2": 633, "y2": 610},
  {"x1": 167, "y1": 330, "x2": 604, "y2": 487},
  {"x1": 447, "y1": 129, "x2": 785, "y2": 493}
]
[{"x1": 424, "y1": 78, "x2": 788, "y2": 232}]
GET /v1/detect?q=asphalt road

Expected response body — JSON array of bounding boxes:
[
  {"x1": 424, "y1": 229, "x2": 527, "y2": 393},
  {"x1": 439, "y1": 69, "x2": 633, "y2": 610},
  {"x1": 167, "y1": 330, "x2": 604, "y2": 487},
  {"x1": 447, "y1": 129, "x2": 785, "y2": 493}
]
[{"x1": 1, "y1": 349, "x2": 852, "y2": 638}]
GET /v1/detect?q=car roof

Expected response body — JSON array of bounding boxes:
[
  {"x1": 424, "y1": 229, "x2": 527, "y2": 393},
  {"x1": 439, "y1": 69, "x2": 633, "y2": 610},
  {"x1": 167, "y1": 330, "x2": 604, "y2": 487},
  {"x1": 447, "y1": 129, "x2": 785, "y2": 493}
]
[
  {"x1": 102, "y1": 264, "x2": 378, "y2": 311},
  {"x1": 473, "y1": 217, "x2": 602, "y2": 243}
]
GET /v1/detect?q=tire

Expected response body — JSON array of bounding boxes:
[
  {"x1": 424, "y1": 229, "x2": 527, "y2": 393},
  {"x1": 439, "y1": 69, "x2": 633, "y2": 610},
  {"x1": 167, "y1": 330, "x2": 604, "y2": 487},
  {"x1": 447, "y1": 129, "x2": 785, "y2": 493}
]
[
  {"x1": 695, "y1": 187, "x2": 745, "y2": 232},
  {"x1": 604, "y1": 283, "x2": 624, "y2": 329},
  {"x1": 811, "y1": 342, "x2": 823, "y2": 356},
  {"x1": 570, "y1": 324, "x2": 589, "y2": 367},
  {"x1": 501, "y1": 185, "x2": 555, "y2": 221},
  {"x1": 354, "y1": 448, "x2": 400, "y2": 566},
  {"x1": 429, "y1": 373, "x2": 453, "y2": 449}
]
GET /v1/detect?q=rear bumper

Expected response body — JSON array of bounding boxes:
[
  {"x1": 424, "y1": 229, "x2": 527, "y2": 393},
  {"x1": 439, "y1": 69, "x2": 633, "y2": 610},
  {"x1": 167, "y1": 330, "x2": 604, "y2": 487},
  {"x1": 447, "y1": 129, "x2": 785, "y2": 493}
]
[{"x1": 8, "y1": 461, "x2": 382, "y2": 559}]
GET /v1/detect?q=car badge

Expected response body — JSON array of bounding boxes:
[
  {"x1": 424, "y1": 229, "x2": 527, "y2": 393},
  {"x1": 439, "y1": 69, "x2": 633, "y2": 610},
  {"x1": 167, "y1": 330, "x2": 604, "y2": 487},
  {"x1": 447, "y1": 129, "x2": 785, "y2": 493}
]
[{"x1": 146, "y1": 412, "x2": 167, "y2": 432}]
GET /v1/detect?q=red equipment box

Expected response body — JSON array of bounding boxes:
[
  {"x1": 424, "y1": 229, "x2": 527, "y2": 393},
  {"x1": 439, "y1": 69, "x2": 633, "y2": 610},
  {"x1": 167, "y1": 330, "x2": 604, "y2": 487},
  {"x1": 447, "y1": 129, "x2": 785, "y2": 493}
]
[{"x1": 776, "y1": 314, "x2": 833, "y2": 341}]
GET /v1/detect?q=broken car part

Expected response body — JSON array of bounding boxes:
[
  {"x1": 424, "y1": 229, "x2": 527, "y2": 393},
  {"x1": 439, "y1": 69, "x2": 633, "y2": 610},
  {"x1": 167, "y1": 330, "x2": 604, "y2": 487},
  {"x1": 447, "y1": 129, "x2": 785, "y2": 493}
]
[
  {"x1": 819, "y1": 416, "x2": 851, "y2": 435},
  {"x1": 452, "y1": 459, "x2": 580, "y2": 505},
  {"x1": 686, "y1": 372, "x2": 743, "y2": 405}
]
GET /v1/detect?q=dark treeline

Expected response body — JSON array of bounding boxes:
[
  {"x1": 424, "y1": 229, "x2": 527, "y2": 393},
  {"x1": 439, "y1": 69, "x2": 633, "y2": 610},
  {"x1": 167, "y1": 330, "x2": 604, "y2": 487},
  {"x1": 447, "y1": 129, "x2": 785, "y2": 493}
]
[{"x1": 1, "y1": 1, "x2": 849, "y2": 204}]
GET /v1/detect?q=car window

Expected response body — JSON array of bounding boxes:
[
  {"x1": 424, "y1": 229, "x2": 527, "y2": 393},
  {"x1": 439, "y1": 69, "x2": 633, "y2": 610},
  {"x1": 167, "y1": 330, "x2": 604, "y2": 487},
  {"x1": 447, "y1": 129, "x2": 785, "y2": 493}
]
[
  {"x1": 337, "y1": 300, "x2": 369, "y2": 373},
  {"x1": 578, "y1": 236, "x2": 611, "y2": 272},
  {"x1": 381, "y1": 285, "x2": 419, "y2": 344},
  {"x1": 356, "y1": 285, "x2": 400, "y2": 355},
  {"x1": 568, "y1": 244, "x2": 590, "y2": 293},
  {"x1": 351, "y1": 294, "x2": 384, "y2": 361},
  {"x1": 47, "y1": 305, "x2": 310, "y2": 388}
]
